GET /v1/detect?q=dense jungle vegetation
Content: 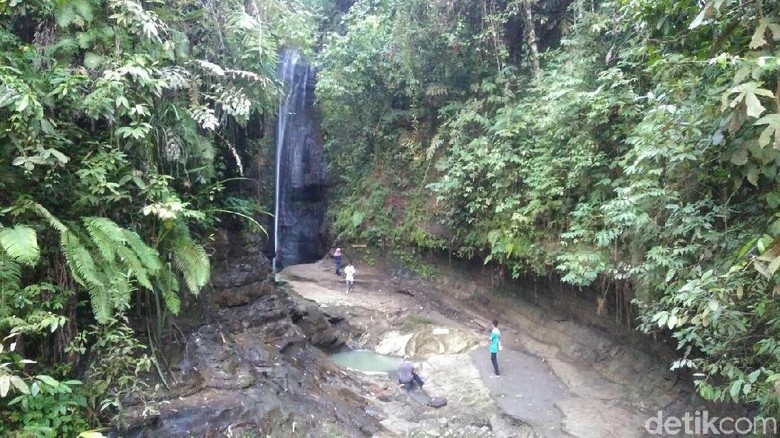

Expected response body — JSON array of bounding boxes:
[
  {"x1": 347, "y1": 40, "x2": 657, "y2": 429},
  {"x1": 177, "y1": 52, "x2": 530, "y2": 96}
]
[
  {"x1": 0, "y1": 0, "x2": 321, "y2": 435},
  {"x1": 1, "y1": 0, "x2": 779, "y2": 435},
  {"x1": 318, "y1": 0, "x2": 780, "y2": 418}
]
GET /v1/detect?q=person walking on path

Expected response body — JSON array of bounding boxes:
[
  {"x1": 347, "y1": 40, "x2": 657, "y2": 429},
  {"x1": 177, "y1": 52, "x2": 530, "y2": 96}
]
[
  {"x1": 333, "y1": 247, "x2": 342, "y2": 275},
  {"x1": 489, "y1": 319, "x2": 501, "y2": 376},
  {"x1": 397, "y1": 355, "x2": 424, "y2": 388},
  {"x1": 344, "y1": 262, "x2": 356, "y2": 293}
]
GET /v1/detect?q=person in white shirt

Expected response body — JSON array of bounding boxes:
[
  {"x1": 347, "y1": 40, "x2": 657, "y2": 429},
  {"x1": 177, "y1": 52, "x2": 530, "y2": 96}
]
[{"x1": 344, "y1": 262, "x2": 356, "y2": 293}]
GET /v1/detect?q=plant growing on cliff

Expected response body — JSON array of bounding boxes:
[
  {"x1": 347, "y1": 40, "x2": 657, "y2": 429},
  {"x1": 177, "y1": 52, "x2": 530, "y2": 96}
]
[
  {"x1": 0, "y1": 336, "x2": 92, "y2": 437},
  {"x1": 317, "y1": 0, "x2": 780, "y2": 416},
  {"x1": 0, "y1": 0, "x2": 320, "y2": 433}
]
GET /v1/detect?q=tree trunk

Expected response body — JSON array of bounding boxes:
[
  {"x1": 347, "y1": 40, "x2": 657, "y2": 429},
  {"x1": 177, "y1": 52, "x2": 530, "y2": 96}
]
[{"x1": 522, "y1": 0, "x2": 541, "y2": 77}]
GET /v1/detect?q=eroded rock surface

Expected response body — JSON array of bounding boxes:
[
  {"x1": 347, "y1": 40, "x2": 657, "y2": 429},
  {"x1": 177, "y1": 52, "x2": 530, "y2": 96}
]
[
  {"x1": 114, "y1": 234, "x2": 716, "y2": 438},
  {"x1": 282, "y1": 261, "x2": 540, "y2": 437},
  {"x1": 280, "y1": 259, "x2": 713, "y2": 438},
  {"x1": 114, "y1": 231, "x2": 384, "y2": 437}
]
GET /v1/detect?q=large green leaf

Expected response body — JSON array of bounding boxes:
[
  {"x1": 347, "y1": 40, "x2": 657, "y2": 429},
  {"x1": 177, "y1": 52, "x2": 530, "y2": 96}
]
[
  {"x1": 755, "y1": 114, "x2": 780, "y2": 149},
  {"x1": 351, "y1": 210, "x2": 365, "y2": 229},
  {"x1": 724, "y1": 82, "x2": 774, "y2": 118},
  {"x1": 0, "y1": 225, "x2": 39, "y2": 266}
]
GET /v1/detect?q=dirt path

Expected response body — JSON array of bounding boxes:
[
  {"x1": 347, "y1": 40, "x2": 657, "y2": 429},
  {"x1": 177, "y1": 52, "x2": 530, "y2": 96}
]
[{"x1": 280, "y1": 260, "x2": 655, "y2": 437}]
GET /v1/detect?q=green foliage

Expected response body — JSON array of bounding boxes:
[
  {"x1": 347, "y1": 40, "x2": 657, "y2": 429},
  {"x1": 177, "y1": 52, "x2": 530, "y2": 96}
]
[
  {"x1": 5, "y1": 203, "x2": 205, "y2": 325},
  {"x1": 0, "y1": 0, "x2": 320, "y2": 434},
  {"x1": 0, "y1": 338, "x2": 91, "y2": 438},
  {"x1": 318, "y1": 0, "x2": 780, "y2": 416},
  {"x1": 4, "y1": 377, "x2": 89, "y2": 438},
  {"x1": 167, "y1": 223, "x2": 210, "y2": 296},
  {"x1": 393, "y1": 248, "x2": 438, "y2": 279},
  {"x1": 0, "y1": 225, "x2": 39, "y2": 265},
  {"x1": 80, "y1": 317, "x2": 153, "y2": 424}
]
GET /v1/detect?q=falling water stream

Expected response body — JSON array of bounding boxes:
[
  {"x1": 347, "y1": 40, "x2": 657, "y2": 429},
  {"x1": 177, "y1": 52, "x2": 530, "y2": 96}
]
[
  {"x1": 273, "y1": 51, "x2": 302, "y2": 273},
  {"x1": 272, "y1": 50, "x2": 326, "y2": 272}
]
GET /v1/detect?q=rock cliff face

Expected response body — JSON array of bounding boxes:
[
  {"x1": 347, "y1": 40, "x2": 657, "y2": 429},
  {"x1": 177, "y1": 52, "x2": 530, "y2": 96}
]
[{"x1": 115, "y1": 230, "x2": 381, "y2": 437}]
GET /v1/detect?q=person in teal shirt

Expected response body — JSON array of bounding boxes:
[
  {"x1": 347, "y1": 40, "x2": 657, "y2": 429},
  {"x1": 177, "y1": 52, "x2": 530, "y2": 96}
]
[{"x1": 489, "y1": 319, "x2": 500, "y2": 376}]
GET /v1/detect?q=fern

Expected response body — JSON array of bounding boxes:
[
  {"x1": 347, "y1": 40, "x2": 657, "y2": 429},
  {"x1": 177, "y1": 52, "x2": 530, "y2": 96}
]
[
  {"x1": 157, "y1": 267, "x2": 181, "y2": 314},
  {"x1": 71, "y1": 0, "x2": 96, "y2": 23},
  {"x1": 54, "y1": 3, "x2": 78, "y2": 28},
  {"x1": 29, "y1": 202, "x2": 67, "y2": 233},
  {"x1": 61, "y1": 231, "x2": 101, "y2": 289},
  {"x1": 169, "y1": 227, "x2": 209, "y2": 294},
  {"x1": 45, "y1": 37, "x2": 81, "y2": 58},
  {"x1": 0, "y1": 225, "x2": 40, "y2": 266},
  {"x1": 83, "y1": 52, "x2": 103, "y2": 68},
  {"x1": 82, "y1": 218, "x2": 127, "y2": 245},
  {"x1": 425, "y1": 84, "x2": 449, "y2": 97},
  {"x1": 54, "y1": 0, "x2": 96, "y2": 28},
  {"x1": 116, "y1": 246, "x2": 153, "y2": 290},
  {"x1": 88, "y1": 284, "x2": 113, "y2": 324},
  {"x1": 162, "y1": 128, "x2": 181, "y2": 162},
  {"x1": 121, "y1": 229, "x2": 162, "y2": 272},
  {"x1": 0, "y1": 255, "x2": 22, "y2": 319},
  {"x1": 63, "y1": 232, "x2": 130, "y2": 323},
  {"x1": 84, "y1": 218, "x2": 121, "y2": 263},
  {"x1": 0, "y1": 257, "x2": 22, "y2": 291}
]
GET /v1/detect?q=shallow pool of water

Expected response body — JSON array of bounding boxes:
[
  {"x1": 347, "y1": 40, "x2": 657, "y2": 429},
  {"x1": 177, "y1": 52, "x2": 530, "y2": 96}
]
[{"x1": 329, "y1": 350, "x2": 402, "y2": 373}]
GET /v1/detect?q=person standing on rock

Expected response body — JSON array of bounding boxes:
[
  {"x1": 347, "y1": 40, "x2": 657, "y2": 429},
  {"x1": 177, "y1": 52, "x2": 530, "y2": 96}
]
[
  {"x1": 344, "y1": 261, "x2": 356, "y2": 293},
  {"x1": 333, "y1": 247, "x2": 343, "y2": 275},
  {"x1": 489, "y1": 319, "x2": 501, "y2": 376}
]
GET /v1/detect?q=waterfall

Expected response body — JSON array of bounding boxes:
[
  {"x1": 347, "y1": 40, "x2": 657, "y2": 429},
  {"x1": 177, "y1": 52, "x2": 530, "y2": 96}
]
[
  {"x1": 272, "y1": 50, "x2": 327, "y2": 272},
  {"x1": 273, "y1": 51, "x2": 300, "y2": 273}
]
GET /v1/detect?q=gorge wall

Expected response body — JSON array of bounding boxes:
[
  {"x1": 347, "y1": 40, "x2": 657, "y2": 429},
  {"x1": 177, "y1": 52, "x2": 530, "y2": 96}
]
[{"x1": 114, "y1": 230, "x2": 382, "y2": 437}]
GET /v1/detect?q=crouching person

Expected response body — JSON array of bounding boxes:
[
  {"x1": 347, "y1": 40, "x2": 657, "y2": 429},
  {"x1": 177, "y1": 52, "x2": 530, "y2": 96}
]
[{"x1": 398, "y1": 355, "x2": 424, "y2": 389}]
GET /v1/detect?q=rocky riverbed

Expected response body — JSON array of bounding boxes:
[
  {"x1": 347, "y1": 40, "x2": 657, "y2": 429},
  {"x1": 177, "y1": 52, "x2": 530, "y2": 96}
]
[
  {"x1": 278, "y1": 261, "x2": 676, "y2": 438},
  {"x1": 114, "y1": 231, "x2": 707, "y2": 437}
]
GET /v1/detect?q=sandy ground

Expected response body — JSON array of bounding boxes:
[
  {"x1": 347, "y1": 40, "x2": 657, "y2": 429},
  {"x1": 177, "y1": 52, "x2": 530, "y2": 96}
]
[{"x1": 280, "y1": 260, "x2": 655, "y2": 438}]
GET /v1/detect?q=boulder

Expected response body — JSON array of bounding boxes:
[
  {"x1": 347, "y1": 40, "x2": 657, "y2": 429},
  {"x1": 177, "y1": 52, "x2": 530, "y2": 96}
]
[{"x1": 427, "y1": 397, "x2": 448, "y2": 408}]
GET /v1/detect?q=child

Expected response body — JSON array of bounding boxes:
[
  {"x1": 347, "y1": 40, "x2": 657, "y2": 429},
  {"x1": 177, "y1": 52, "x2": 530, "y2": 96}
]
[{"x1": 344, "y1": 262, "x2": 356, "y2": 293}]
